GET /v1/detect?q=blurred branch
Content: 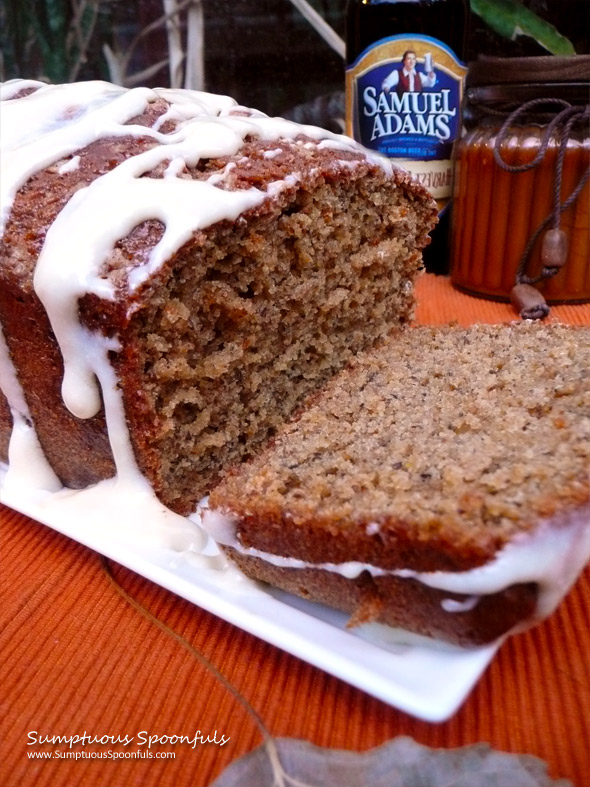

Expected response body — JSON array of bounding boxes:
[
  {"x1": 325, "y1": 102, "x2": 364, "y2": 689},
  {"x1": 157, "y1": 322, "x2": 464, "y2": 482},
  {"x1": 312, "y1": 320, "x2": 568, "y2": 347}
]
[
  {"x1": 102, "y1": 41, "x2": 124, "y2": 85},
  {"x1": 286, "y1": 0, "x2": 345, "y2": 59},
  {"x1": 27, "y1": 0, "x2": 70, "y2": 82},
  {"x1": 67, "y1": 0, "x2": 100, "y2": 81},
  {"x1": 125, "y1": 58, "x2": 172, "y2": 87},
  {"x1": 162, "y1": 0, "x2": 185, "y2": 88},
  {"x1": 102, "y1": 0, "x2": 194, "y2": 87},
  {"x1": 184, "y1": 1, "x2": 204, "y2": 91},
  {"x1": 0, "y1": 0, "x2": 34, "y2": 80}
]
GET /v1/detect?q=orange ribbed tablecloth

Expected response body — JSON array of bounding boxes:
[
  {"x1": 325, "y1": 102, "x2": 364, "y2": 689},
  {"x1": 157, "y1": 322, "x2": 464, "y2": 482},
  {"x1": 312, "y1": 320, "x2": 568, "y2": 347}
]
[{"x1": 1, "y1": 275, "x2": 589, "y2": 787}]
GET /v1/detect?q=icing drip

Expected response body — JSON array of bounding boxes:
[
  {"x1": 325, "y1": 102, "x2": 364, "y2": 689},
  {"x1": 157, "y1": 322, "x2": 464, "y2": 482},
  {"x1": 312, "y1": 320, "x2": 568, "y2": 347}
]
[
  {"x1": 57, "y1": 155, "x2": 81, "y2": 175},
  {"x1": 441, "y1": 597, "x2": 480, "y2": 613},
  {"x1": 199, "y1": 504, "x2": 590, "y2": 624}
]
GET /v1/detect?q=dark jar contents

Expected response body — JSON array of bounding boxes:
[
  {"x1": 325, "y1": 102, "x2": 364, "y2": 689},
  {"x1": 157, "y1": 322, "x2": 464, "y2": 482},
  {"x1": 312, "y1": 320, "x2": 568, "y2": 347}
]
[{"x1": 451, "y1": 56, "x2": 590, "y2": 304}]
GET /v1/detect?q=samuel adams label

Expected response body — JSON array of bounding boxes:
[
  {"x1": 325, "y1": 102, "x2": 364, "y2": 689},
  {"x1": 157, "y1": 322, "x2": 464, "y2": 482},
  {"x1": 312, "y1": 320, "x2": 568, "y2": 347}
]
[{"x1": 345, "y1": 0, "x2": 469, "y2": 273}]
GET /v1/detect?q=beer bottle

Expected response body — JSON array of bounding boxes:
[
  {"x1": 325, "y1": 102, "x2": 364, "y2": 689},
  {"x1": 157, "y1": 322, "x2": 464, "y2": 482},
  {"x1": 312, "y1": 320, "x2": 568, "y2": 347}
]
[{"x1": 345, "y1": 0, "x2": 469, "y2": 274}]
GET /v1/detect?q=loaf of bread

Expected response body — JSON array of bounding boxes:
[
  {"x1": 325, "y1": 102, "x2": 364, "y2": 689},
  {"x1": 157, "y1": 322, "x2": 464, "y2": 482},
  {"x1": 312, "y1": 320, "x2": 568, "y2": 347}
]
[
  {"x1": 0, "y1": 80, "x2": 436, "y2": 514},
  {"x1": 4, "y1": 81, "x2": 586, "y2": 649},
  {"x1": 204, "y1": 324, "x2": 590, "y2": 645}
]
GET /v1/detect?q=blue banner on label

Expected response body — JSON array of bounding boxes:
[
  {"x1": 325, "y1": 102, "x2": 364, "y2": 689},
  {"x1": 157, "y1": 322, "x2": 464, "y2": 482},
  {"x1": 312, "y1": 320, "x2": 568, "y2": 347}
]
[{"x1": 346, "y1": 34, "x2": 467, "y2": 207}]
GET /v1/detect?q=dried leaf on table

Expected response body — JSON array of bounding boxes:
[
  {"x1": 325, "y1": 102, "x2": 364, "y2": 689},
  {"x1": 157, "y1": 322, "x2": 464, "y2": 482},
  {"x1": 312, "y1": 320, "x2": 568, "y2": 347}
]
[{"x1": 210, "y1": 736, "x2": 572, "y2": 787}]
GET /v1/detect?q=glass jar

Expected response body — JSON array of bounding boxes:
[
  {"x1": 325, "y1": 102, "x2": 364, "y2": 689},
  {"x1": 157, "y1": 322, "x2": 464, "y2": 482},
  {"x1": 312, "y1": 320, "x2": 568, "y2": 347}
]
[{"x1": 451, "y1": 56, "x2": 590, "y2": 304}]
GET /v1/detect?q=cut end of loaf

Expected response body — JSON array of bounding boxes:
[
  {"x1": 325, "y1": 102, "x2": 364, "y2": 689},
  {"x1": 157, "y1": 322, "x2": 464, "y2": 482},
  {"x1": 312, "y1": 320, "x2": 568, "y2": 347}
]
[
  {"x1": 121, "y1": 146, "x2": 435, "y2": 513},
  {"x1": 211, "y1": 323, "x2": 590, "y2": 565},
  {"x1": 207, "y1": 322, "x2": 590, "y2": 643}
]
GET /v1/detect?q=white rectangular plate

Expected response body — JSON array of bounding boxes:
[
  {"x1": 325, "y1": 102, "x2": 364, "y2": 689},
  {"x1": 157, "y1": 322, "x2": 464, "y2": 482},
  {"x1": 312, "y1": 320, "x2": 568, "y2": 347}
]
[{"x1": 1, "y1": 466, "x2": 498, "y2": 722}]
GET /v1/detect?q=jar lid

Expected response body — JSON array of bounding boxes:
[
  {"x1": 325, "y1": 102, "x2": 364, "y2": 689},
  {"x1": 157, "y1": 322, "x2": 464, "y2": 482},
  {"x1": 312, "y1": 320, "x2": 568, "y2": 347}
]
[{"x1": 467, "y1": 55, "x2": 590, "y2": 88}]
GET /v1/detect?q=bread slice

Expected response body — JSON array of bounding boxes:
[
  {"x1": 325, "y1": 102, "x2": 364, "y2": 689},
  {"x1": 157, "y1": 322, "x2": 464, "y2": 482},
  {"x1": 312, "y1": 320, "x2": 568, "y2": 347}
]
[
  {"x1": 205, "y1": 323, "x2": 590, "y2": 645},
  {"x1": 0, "y1": 80, "x2": 436, "y2": 515}
]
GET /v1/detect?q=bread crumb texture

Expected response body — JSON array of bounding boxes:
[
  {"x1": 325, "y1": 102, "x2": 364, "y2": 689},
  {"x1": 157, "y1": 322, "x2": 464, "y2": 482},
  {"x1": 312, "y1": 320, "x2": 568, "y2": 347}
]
[{"x1": 211, "y1": 323, "x2": 590, "y2": 572}]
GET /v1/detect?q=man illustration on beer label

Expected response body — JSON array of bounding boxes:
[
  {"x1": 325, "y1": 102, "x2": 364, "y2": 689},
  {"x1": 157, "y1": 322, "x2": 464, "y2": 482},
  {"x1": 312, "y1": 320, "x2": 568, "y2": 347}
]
[{"x1": 382, "y1": 50, "x2": 436, "y2": 95}]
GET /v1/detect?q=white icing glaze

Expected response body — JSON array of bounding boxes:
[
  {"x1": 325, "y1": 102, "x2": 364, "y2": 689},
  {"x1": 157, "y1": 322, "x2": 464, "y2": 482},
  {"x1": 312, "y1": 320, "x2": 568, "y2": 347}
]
[
  {"x1": 412, "y1": 508, "x2": 590, "y2": 620},
  {"x1": 0, "y1": 325, "x2": 62, "y2": 493},
  {"x1": 0, "y1": 78, "x2": 47, "y2": 101},
  {"x1": 196, "y1": 498, "x2": 237, "y2": 545},
  {"x1": 57, "y1": 155, "x2": 81, "y2": 174},
  {"x1": 441, "y1": 596, "x2": 480, "y2": 613},
  {"x1": 206, "y1": 161, "x2": 237, "y2": 185},
  {"x1": 199, "y1": 504, "x2": 590, "y2": 624}
]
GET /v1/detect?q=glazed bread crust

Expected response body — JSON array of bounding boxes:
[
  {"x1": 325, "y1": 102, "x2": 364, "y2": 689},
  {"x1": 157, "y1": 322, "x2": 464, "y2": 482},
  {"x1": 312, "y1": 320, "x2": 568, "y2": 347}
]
[
  {"x1": 225, "y1": 550, "x2": 538, "y2": 646},
  {"x1": 0, "y1": 85, "x2": 436, "y2": 514}
]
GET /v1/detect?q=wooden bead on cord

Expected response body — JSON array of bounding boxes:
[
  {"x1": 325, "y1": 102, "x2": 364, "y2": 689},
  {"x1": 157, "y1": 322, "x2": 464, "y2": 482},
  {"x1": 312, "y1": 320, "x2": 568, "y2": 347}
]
[{"x1": 510, "y1": 283, "x2": 550, "y2": 321}]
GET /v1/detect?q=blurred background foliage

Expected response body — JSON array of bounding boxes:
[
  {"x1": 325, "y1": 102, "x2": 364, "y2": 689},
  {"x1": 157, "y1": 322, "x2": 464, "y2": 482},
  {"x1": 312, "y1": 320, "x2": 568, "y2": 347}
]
[{"x1": 0, "y1": 1, "x2": 586, "y2": 119}]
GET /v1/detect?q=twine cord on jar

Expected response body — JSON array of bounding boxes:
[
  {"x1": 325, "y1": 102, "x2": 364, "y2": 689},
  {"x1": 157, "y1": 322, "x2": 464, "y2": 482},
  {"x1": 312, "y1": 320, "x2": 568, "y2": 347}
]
[{"x1": 493, "y1": 98, "x2": 590, "y2": 320}]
